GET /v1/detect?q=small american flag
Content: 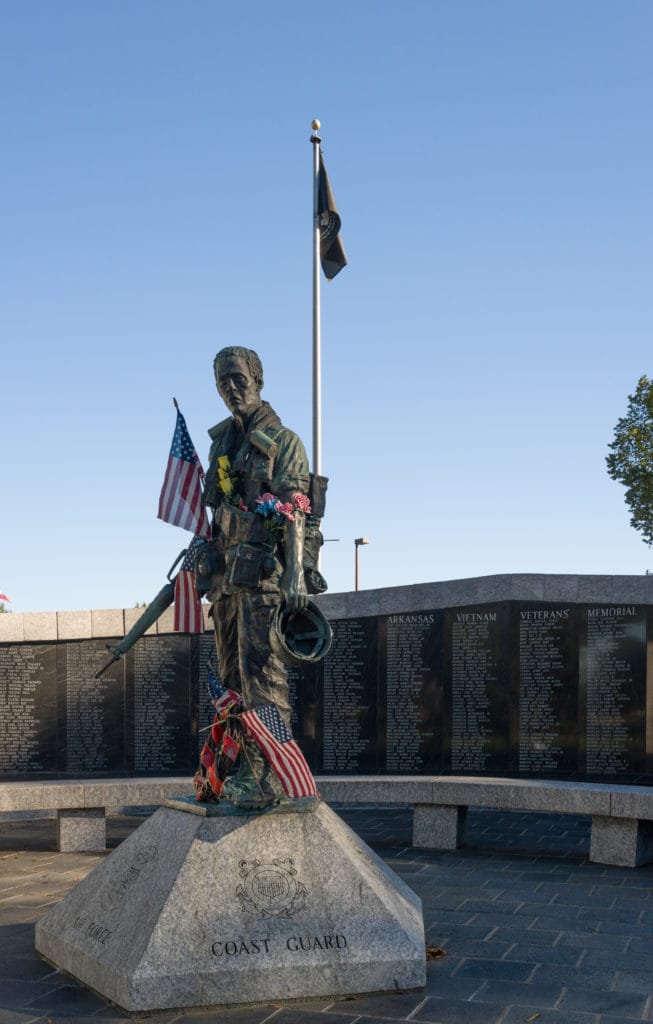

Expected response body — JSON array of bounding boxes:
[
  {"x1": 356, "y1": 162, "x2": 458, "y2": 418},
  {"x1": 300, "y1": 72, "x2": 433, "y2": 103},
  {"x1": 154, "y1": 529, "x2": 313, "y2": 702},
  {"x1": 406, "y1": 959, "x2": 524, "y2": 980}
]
[
  {"x1": 241, "y1": 702, "x2": 317, "y2": 799},
  {"x1": 173, "y1": 537, "x2": 205, "y2": 633},
  {"x1": 207, "y1": 664, "x2": 241, "y2": 714},
  {"x1": 158, "y1": 407, "x2": 210, "y2": 538},
  {"x1": 158, "y1": 406, "x2": 210, "y2": 634}
]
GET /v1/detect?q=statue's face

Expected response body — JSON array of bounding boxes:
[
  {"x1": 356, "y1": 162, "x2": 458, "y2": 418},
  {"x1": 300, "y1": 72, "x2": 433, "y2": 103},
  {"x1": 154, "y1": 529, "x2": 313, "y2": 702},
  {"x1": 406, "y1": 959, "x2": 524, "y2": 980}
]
[{"x1": 215, "y1": 354, "x2": 261, "y2": 418}]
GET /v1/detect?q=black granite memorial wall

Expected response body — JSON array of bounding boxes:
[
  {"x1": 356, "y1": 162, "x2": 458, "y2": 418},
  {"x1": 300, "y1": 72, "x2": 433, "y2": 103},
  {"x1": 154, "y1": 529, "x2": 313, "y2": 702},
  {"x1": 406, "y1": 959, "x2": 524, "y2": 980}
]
[
  {"x1": 0, "y1": 642, "x2": 58, "y2": 774},
  {"x1": 1, "y1": 600, "x2": 652, "y2": 782},
  {"x1": 515, "y1": 604, "x2": 580, "y2": 776}
]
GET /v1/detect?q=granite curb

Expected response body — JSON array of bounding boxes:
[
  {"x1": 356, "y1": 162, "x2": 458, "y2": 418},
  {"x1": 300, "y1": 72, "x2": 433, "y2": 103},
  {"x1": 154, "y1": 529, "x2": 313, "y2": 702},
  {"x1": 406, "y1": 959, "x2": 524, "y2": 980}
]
[{"x1": 1, "y1": 807, "x2": 652, "y2": 1023}]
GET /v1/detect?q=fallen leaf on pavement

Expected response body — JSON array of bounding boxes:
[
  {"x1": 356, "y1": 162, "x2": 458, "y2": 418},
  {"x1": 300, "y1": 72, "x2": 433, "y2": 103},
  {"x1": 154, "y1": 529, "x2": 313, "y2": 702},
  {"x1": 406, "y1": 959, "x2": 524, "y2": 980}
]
[{"x1": 425, "y1": 945, "x2": 447, "y2": 960}]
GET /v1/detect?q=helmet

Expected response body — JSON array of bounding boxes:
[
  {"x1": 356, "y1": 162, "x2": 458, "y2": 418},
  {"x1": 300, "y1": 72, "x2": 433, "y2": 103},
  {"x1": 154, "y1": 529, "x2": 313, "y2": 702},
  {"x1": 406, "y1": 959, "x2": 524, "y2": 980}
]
[{"x1": 273, "y1": 601, "x2": 332, "y2": 664}]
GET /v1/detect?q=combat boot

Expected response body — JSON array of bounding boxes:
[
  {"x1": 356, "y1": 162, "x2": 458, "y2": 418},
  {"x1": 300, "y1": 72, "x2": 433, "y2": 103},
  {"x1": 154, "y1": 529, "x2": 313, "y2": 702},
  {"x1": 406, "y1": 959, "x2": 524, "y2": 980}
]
[{"x1": 222, "y1": 743, "x2": 277, "y2": 809}]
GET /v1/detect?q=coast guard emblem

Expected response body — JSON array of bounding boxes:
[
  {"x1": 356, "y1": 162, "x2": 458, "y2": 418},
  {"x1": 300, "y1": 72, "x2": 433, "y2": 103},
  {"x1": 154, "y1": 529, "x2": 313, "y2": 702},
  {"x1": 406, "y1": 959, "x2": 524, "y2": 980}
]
[{"x1": 236, "y1": 858, "x2": 307, "y2": 918}]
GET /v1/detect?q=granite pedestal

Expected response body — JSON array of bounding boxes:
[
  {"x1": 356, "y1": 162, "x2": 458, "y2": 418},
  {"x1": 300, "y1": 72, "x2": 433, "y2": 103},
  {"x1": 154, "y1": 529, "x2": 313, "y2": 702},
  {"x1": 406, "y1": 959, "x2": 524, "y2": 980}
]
[{"x1": 35, "y1": 797, "x2": 425, "y2": 1012}]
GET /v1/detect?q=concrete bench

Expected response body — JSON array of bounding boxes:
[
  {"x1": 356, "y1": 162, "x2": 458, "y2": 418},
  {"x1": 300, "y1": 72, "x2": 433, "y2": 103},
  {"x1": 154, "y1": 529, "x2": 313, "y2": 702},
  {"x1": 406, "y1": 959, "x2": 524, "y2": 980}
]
[
  {"x1": 318, "y1": 776, "x2": 653, "y2": 869},
  {"x1": 0, "y1": 779, "x2": 194, "y2": 853},
  {"x1": 2, "y1": 775, "x2": 653, "y2": 868}
]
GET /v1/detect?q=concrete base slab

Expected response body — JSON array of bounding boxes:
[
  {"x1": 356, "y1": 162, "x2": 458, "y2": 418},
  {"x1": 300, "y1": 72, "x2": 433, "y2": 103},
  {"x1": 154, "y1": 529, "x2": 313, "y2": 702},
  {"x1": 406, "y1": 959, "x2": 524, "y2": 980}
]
[
  {"x1": 590, "y1": 815, "x2": 653, "y2": 867},
  {"x1": 35, "y1": 800, "x2": 425, "y2": 1012},
  {"x1": 57, "y1": 808, "x2": 106, "y2": 853},
  {"x1": 413, "y1": 804, "x2": 466, "y2": 850},
  {"x1": 165, "y1": 794, "x2": 319, "y2": 817}
]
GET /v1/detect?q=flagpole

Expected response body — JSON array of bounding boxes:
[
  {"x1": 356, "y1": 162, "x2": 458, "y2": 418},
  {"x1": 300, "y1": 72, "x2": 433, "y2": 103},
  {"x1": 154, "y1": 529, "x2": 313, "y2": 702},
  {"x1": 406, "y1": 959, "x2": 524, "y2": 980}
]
[{"x1": 310, "y1": 118, "x2": 322, "y2": 477}]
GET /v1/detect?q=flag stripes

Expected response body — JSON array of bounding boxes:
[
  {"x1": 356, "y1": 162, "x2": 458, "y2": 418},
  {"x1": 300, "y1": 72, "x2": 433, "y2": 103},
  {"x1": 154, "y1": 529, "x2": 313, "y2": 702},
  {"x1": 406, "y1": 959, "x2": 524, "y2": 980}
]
[
  {"x1": 157, "y1": 408, "x2": 210, "y2": 539},
  {"x1": 158, "y1": 456, "x2": 206, "y2": 533},
  {"x1": 173, "y1": 570, "x2": 204, "y2": 633},
  {"x1": 241, "y1": 703, "x2": 318, "y2": 799}
]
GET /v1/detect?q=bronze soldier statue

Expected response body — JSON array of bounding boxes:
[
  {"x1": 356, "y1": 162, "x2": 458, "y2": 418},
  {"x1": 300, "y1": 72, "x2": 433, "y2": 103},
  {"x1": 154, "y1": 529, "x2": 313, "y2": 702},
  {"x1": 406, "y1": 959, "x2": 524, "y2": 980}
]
[{"x1": 196, "y1": 346, "x2": 326, "y2": 809}]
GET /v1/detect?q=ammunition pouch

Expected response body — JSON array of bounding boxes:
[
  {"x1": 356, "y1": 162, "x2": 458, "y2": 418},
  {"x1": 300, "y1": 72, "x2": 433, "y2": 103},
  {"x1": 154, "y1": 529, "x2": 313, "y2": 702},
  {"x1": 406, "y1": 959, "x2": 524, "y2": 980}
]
[
  {"x1": 213, "y1": 502, "x2": 277, "y2": 549},
  {"x1": 227, "y1": 543, "x2": 273, "y2": 589},
  {"x1": 193, "y1": 540, "x2": 224, "y2": 594}
]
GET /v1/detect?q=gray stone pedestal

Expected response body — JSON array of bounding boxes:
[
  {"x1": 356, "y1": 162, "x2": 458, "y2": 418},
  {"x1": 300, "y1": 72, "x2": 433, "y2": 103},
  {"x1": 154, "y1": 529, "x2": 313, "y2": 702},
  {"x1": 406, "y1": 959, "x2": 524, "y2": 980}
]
[{"x1": 35, "y1": 798, "x2": 425, "y2": 1013}]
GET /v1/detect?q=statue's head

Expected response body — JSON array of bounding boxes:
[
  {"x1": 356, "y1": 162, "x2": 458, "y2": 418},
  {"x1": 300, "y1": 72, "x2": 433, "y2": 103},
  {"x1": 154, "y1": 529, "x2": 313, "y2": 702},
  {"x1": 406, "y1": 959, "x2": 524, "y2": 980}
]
[
  {"x1": 214, "y1": 346, "x2": 263, "y2": 419},
  {"x1": 213, "y1": 347, "x2": 263, "y2": 387}
]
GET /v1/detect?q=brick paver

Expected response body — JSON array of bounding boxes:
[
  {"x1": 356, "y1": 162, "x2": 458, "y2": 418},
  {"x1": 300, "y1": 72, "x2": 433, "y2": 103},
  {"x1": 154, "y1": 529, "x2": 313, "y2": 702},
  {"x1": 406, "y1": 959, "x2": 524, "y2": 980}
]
[{"x1": 1, "y1": 805, "x2": 652, "y2": 1023}]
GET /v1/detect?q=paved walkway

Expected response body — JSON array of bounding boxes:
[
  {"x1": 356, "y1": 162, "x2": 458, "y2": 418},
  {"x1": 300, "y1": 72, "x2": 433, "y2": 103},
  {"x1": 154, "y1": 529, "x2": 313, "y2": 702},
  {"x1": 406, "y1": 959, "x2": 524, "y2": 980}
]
[{"x1": 1, "y1": 806, "x2": 653, "y2": 1024}]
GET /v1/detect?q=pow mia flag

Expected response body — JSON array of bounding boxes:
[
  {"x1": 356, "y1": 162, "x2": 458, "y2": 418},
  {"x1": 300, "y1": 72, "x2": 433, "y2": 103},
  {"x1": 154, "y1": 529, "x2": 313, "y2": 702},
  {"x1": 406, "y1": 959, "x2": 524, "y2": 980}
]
[{"x1": 318, "y1": 151, "x2": 347, "y2": 279}]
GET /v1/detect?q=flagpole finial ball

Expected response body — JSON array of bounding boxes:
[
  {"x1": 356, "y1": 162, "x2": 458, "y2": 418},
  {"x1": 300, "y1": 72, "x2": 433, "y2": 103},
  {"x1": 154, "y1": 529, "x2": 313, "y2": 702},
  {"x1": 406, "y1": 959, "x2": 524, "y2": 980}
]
[{"x1": 311, "y1": 119, "x2": 320, "y2": 131}]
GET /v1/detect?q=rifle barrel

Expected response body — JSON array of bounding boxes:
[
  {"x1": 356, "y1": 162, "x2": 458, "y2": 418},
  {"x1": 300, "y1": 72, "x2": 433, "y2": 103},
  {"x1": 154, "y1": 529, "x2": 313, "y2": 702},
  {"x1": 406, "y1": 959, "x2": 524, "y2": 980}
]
[{"x1": 94, "y1": 581, "x2": 176, "y2": 678}]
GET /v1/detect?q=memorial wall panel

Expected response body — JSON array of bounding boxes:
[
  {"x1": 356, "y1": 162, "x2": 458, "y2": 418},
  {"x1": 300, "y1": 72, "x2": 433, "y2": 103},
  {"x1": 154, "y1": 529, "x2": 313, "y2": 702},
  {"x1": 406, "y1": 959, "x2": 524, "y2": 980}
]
[
  {"x1": 287, "y1": 662, "x2": 318, "y2": 768},
  {"x1": 318, "y1": 616, "x2": 380, "y2": 772},
  {"x1": 61, "y1": 639, "x2": 124, "y2": 774},
  {"x1": 446, "y1": 604, "x2": 512, "y2": 774},
  {"x1": 383, "y1": 611, "x2": 443, "y2": 773},
  {"x1": 125, "y1": 636, "x2": 193, "y2": 774},
  {"x1": 1, "y1": 595, "x2": 651, "y2": 782},
  {"x1": 0, "y1": 643, "x2": 59, "y2": 775},
  {"x1": 516, "y1": 605, "x2": 580, "y2": 775},
  {"x1": 580, "y1": 605, "x2": 646, "y2": 776}
]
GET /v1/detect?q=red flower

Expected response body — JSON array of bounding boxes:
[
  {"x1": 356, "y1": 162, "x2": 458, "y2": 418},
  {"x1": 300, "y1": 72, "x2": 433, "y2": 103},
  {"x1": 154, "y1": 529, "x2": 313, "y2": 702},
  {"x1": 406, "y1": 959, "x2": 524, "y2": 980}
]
[{"x1": 292, "y1": 493, "x2": 311, "y2": 514}]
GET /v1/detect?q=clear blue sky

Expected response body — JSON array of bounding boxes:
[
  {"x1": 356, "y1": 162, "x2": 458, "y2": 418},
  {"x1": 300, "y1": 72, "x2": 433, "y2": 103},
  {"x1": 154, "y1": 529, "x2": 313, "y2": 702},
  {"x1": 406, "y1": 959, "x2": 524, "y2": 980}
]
[{"x1": 1, "y1": 1, "x2": 652, "y2": 613}]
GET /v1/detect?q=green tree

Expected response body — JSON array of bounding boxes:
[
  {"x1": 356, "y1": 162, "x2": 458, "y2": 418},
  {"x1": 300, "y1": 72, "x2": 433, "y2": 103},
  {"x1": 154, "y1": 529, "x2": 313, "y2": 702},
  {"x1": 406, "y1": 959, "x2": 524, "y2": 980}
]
[{"x1": 606, "y1": 374, "x2": 653, "y2": 546}]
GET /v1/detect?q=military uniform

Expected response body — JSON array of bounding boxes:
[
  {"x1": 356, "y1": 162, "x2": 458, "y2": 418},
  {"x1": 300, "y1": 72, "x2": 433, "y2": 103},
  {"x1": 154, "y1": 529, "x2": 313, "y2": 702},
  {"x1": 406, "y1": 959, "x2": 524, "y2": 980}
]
[{"x1": 202, "y1": 401, "x2": 309, "y2": 725}]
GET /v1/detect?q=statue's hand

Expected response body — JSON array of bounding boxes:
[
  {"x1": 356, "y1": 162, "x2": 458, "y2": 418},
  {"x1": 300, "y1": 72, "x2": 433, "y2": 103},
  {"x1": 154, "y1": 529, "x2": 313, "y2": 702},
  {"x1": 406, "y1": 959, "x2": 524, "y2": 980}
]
[{"x1": 280, "y1": 568, "x2": 308, "y2": 614}]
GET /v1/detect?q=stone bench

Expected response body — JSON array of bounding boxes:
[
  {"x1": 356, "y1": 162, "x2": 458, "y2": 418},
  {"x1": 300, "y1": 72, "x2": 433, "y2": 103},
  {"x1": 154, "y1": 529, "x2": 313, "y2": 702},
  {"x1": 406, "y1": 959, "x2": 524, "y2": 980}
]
[
  {"x1": 2, "y1": 775, "x2": 653, "y2": 868},
  {"x1": 0, "y1": 779, "x2": 194, "y2": 853},
  {"x1": 318, "y1": 775, "x2": 653, "y2": 869}
]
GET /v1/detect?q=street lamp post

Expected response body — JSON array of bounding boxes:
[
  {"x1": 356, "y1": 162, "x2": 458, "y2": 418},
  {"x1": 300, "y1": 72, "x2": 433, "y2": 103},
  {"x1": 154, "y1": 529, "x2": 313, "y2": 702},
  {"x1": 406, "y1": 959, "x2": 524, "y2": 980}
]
[{"x1": 354, "y1": 537, "x2": 370, "y2": 592}]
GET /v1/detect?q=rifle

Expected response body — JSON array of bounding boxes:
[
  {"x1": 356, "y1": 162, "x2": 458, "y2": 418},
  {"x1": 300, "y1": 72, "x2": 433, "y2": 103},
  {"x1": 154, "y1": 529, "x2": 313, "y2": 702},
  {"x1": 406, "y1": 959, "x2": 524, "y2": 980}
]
[{"x1": 95, "y1": 549, "x2": 189, "y2": 679}]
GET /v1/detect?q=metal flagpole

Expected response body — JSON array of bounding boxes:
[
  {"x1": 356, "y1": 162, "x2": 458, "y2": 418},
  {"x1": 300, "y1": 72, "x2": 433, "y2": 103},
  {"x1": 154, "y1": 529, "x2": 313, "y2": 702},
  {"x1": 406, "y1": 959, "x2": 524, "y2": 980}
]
[{"x1": 310, "y1": 118, "x2": 322, "y2": 477}]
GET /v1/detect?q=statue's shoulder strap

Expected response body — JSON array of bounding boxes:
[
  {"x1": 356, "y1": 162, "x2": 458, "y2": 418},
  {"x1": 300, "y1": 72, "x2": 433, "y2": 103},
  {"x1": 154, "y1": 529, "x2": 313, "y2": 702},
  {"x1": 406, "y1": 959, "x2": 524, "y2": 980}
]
[{"x1": 208, "y1": 417, "x2": 232, "y2": 443}]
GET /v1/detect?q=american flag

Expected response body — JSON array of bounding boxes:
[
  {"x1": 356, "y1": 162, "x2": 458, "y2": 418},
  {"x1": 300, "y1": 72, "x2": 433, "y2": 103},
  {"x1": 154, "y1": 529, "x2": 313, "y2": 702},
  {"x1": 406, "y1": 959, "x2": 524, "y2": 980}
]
[
  {"x1": 241, "y1": 702, "x2": 317, "y2": 799},
  {"x1": 173, "y1": 536, "x2": 206, "y2": 633},
  {"x1": 158, "y1": 406, "x2": 210, "y2": 634},
  {"x1": 158, "y1": 408, "x2": 210, "y2": 538},
  {"x1": 207, "y1": 664, "x2": 241, "y2": 714}
]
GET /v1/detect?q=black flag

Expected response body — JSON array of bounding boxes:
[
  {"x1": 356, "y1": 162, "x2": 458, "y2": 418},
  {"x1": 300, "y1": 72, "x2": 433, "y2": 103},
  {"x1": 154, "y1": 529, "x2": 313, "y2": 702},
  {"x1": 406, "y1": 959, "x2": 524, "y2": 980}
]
[{"x1": 318, "y1": 151, "x2": 347, "y2": 280}]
